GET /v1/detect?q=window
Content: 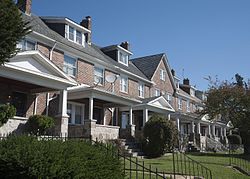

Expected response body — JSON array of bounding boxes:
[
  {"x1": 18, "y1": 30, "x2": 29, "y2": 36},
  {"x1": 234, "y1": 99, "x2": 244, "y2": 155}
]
[
  {"x1": 187, "y1": 100, "x2": 190, "y2": 112},
  {"x1": 118, "y1": 51, "x2": 128, "y2": 65},
  {"x1": 138, "y1": 83, "x2": 144, "y2": 98},
  {"x1": 155, "y1": 89, "x2": 160, "y2": 96},
  {"x1": 166, "y1": 94, "x2": 172, "y2": 105},
  {"x1": 160, "y1": 69, "x2": 166, "y2": 81},
  {"x1": 178, "y1": 98, "x2": 182, "y2": 110},
  {"x1": 63, "y1": 55, "x2": 77, "y2": 76},
  {"x1": 17, "y1": 39, "x2": 36, "y2": 51},
  {"x1": 67, "y1": 103, "x2": 84, "y2": 125},
  {"x1": 69, "y1": 26, "x2": 74, "y2": 41},
  {"x1": 65, "y1": 25, "x2": 84, "y2": 46},
  {"x1": 120, "y1": 76, "x2": 128, "y2": 93},
  {"x1": 76, "y1": 30, "x2": 82, "y2": 44},
  {"x1": 94, "y1": 66, "x2": 104, "y2": 85}
]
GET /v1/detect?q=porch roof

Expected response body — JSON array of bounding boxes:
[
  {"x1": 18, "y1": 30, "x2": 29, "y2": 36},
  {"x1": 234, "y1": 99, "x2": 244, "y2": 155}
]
[
  {"x1": 68, "y1": 86, "x2": 142, "y2": 106},
  {"x1": 0, "y1": 51, "x2": 77, "y2": 90}
]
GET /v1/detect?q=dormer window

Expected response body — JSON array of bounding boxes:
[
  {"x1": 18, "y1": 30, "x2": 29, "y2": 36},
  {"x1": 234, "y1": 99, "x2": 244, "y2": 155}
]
[
  {"x1": 65, "y1": 25, "x2": 85, "y2": 46},
  {"x1": 118, "y1": 51, "x2": 129, "y2": 66}
]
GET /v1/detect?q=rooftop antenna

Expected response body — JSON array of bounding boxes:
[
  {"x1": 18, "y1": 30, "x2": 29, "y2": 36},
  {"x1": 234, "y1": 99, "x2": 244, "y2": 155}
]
[{"x1": 182, "y1": 68, "x2": 185, "y2": 80}]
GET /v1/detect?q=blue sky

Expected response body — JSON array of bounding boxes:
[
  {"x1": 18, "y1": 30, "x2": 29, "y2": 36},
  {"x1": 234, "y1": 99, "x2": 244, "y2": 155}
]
[{"x1": 31, "y1": 0, "x2": 250, "y2": 90}]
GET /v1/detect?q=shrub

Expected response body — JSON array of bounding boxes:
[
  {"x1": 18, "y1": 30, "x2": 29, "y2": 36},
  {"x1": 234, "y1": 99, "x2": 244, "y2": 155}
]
[
  {"x1": 0, "y1": 104, "x2": 16, "y2": 127},
  {"x1": 227, "y1": 134, "x2": 242, "y2": 145},
  {"x1": 0, "y1": 135, "x2": 123, "y2": 179},
  {"x1": 142, "y1": 114, "x2": 178, "y2": 158},
  {"x1": 26, "y1": 115, "x2": 55, "y2": 135}
]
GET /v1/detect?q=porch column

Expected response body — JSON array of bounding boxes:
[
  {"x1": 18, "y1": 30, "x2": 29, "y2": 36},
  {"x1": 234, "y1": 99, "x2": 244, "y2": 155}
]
[
  {"x1": 129, "y1": 106, "x2": 133, "y2": 125},
  {"x1": 143, "y1": 108, "x2": 148, "y2": 127},
  {"x1": 89, "y1": 97, "x2": 93, "y2": 120},
  {"x1": 33, "y1": 94, "x2": 38, "y2": 115},
  {"x1": 191, "y1": 121, "x2": 195, "y2": 133},
  {"x1": 224, "y1": 128, "x2": 227, "y2": 137},
  {"x1": 176, "y1": 118, "x2": 180, "y2": 131},
  {"x1": 212, "y1": 124, "x2": 216, "y2": 137},
  {"x1": 197, "y1": 122, "x2": 201, "y2": 134},
  {"x1": 55, "y1": 89, "x2": 68, "y2": 137},
  {"x1": 220, "y1": 127, "x2": 223, "y2": 138},
  {"x1": 208, "y1": 124, "x2": 211, "y2": 136}
]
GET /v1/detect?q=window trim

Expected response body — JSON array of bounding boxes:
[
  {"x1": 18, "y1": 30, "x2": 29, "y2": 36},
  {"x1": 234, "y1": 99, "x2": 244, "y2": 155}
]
[
  {"x1": 155, "y1": 88, "x2": 161, "y2": 97},
  {"x1": 138, "y1": 82, "x2": 145, "y2": 98},
  {"x1": 118, "y1": 51, "x2": 129, "y2": 66},
  {"x1": 65, "y1": 24, "x2": 85, "y2": 46},
  {"x1": 187, "y1": 100, "x2": 190, "y2": 112},
  {"x1": 67, "y1": 102, "x2": 85, "y2": 125},
  {"x1": 178, "y1": 97, "x2": 182, "y2": 110},
  {"x1": 94, "y1": 66, "x2": 105, "y2": 86},
  {"x1": 160, "y1": 69, "x2": 166, "y2": 81},
  {"x1": 120, "y1": 75, "x2": 128, "y2": 93},
  {"x1": 63, "y1": 54, "x2": 77, "y2": 77}
]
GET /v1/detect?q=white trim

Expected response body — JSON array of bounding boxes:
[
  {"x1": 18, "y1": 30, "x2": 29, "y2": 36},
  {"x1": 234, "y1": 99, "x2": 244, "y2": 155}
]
[
  {"x1": 120, "y1": 75, "x2": 128, "y2": 93},
  {"x1": 117, "y1": 45, "x2": 133, "y2": 55}
]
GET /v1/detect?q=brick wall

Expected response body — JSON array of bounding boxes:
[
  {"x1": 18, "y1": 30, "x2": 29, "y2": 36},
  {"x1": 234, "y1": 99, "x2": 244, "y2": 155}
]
[
  {"x1": 151, "y1": 60, "x2": 174, "y2": 96},
  {"x1": 77, "y1": 59, "x2": 94, "y2": 85}
]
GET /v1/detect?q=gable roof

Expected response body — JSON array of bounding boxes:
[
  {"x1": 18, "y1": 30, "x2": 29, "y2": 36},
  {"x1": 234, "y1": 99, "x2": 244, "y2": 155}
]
[
  {"x1": 22, "y1": 13, "x2": 150, "y2": 83},
  {"x1": 131, "y1": 53, "x2": 164, "y2": 79}
]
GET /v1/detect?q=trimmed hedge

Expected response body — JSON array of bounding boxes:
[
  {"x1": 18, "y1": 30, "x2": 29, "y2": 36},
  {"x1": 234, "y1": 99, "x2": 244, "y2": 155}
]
[
  {"x1": 143, "y1": 114, "x2": 178, "y2": 158},
  {"x1": 0, "y1": 104, "x2": 16, "y2": 127},
  {"x1": 26, "y1": 115, "x2": 55, "y2": 135},
  {"x1": 227, "y1": 134, "x2": 242, "y2": 145},
  {"x1": 0, "y1": 135, "x2": 123, "y2": 179}
]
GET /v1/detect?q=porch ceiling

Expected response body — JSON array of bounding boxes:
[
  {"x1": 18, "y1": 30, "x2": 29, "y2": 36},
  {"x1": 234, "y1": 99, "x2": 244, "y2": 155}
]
[{"x1": 68, "y1": 87, "x2": 142, "y2": 106}]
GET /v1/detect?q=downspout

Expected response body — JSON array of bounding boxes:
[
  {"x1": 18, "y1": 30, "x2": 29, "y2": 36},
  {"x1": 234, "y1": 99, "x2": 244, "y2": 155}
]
[{"x1": 49, "y1": 42, "x2": 57, "y2": 60}]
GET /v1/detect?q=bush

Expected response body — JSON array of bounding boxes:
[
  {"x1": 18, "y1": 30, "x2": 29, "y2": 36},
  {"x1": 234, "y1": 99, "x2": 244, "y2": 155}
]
[
  {"x1": 227, "y1": 134, "x2": 242, "y2": 145},
  {"x1": 0, "y1": 135, "x2": 123, "y2": 179},
  {"x1": 0, "y1": 104, "x2": 16, "y2": 127},
  {"x1": 142, "y1": 114, "x2": 178, "y2": 158},
  {"x1": 26, "y1": 115, "x2": 55, "y2": 135}
]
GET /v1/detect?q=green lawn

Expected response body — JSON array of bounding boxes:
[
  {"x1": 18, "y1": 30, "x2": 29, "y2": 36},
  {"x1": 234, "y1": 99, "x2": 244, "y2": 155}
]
[{"x1": 125, "y1": 153, "x2": 250, "y2": 179}]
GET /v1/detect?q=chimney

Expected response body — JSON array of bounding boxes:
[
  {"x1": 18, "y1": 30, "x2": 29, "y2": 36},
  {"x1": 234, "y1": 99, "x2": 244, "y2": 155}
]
[
  {"x1": 183, "y1": 78, "x2": 190, "y2": 86},
  {"x1": 80, "y1": 16, "x2": 92, "y2": 44},
  {"x1": 17, "y1": 0, "x2": 32, "y2": 15},
  {"x1": 171, "y1": 69, "x2": 175, "y2": 76},
  {"x1": 120, "y1": 41, "x2": 130, "y2": 51}
]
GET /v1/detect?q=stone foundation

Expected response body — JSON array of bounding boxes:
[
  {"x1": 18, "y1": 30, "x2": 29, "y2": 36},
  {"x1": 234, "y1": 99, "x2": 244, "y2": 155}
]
[{"x1": 0, "y1": 117, "x2": 27, "y2": 135}]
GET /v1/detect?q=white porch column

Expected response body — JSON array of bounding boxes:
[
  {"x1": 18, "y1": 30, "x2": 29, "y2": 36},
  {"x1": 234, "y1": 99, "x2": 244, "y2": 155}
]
[
  {"x1": 55, "y1": 89, "x2": 68, "y2": 137},
  {"x1": 191, "y1": 121, "x2": 195, "y2": 133},
  {"x1": 224, "y1": 128, "x2": 227, "y2": 137},
  {"x1": 176, "y1": 118, "x2": 180, "y2": 131},
  {"x1": 212, "y1": 124, "x2": 216, "y2": 137},
  {"x1": 143, "y1": 108, "x2": 148, "y2": 126},
  {"x1": 33, "y1": 94, "x2": 38, "y2": 115},
  {"x1": 89, "y1": 97, "x2": 93, "y2": 120},
  {"x1": 208, "y1": 124, "x2": 211, "y2": 136},
  {"x1": 197, "y1": 122, "x2": 201, "y2": 134},
  {"x1": 220, "y1": 127, "x2": 223, "y2": 137},
  {"x1": 129, "y1": 106, "x2": 133, "y2": 125},
  {"x1": 59, "y1": 89, "x2": 68, "y2": 116}
]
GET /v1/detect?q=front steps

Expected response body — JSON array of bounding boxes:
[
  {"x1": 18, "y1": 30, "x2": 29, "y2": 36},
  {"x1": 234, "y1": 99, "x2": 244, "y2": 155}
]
[
  {"x1": 119, "y1": 139, "x2": 144, "y2": 158},
  {"x1": 187, "y1": 143, "x2": 200, "y2": 153}
]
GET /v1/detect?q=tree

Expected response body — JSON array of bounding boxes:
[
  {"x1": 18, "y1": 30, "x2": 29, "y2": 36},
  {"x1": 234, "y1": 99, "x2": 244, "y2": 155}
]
[
  {"x1": 142, "y1": 114, "x2": 178, "y2": 157},
  {"x1": 202, "y1": 74, "x2": 250, "y2": 154},
  {"x1": 0, "y1": 0, "x2": 30, "y2": 65}
]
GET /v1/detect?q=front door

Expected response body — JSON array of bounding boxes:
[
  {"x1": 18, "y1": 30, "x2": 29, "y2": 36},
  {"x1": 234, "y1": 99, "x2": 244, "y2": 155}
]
[{"x1": 11, "y1": 91, "x2": 27, "y2": 117}]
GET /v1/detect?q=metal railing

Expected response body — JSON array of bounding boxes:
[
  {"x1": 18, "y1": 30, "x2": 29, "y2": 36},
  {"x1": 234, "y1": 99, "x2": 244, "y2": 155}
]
[
  {"x1": 229, "y1": 144, "x2": 250, "y2": 176},
  {"x1": 172, "y1": 150, "x2": 212, "y2": 179}
]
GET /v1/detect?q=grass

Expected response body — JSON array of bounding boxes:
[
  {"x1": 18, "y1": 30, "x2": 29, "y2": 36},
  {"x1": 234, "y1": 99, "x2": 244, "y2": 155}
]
[{"x1": 125, "y1": 153, "x2": 250, "y2": 179}]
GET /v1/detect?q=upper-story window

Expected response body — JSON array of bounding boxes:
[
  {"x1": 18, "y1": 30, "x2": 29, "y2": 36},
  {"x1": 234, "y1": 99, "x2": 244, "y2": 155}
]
[
  {"x1": 63, "y1": 55, "x2": 77, "y2": 77},
  {"x1": 120, "y1": 76, "x2": 128, "y2": 93},
  {"x1": 190, "y1": 89, "x2": 195, "y2": 97},
  {"x1": 65, "y1": 25, "x2": 85, "y2": 46},
  {"x1": 138, "y1": 83, "x2": 144, "y2": 98},
  {"x1": 187, "y1": 100, "x2": 190, "y2": 112},
  {"x1": 178, "y1": 98, "x2": 182, "y2": 110},
  {"x1": 160, "y1": 69, "x2": 166, "y2": 81},
  {"x1": 166, "y1": 94, "x2": 172, "y2": 105},
  {"x1": 118, "y1": 51, "x2": 129, "y2": 66},
  {"x1": 155, "y1": 89, "x2": 161, "y2": 97},
  {"x1": 17, "y1": 39, "x2": 36, "y2": 51},
  {"x1": 94, "y1": 66, "x2": 104, "y2": 85}
]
